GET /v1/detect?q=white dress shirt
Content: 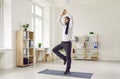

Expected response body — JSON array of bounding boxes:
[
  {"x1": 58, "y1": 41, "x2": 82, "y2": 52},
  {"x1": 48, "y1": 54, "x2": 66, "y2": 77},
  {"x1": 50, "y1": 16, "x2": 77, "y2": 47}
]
[{"x1": 57, "y1": 14, "x2": 74, "y2": 42}]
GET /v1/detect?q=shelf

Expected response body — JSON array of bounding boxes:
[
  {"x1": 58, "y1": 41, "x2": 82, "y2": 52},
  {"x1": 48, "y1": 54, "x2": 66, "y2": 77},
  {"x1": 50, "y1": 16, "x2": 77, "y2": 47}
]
[
  {"x1": 23, "y1": 39, "x2": 29, "y2": 40},
  {"x1": 23, "y1": 55, "x2": 33, "y2": 58},
  {"x1": 16, "y1": 30, "x2": 34, "y2": 67},
  {"x1": 76, "y1": 48, "x2": 98, "y2": 50},
  {"x1": 22, "y1": 63, "x2": 33, "y2": 67},
  {"x1": 29, "y1": 32, "x2": 34, "y2": 40},
  {"x1": 29, "y1": 47, "x2": 34, "y2": 48},
  {"x1": 29, "y1": 39, "x2": 34, "y2": 41},
  {"x1": 28, "y1": 63, "x2": 33, "y2": 65},
  {"x1": 84, "y1": 42, "x2": 98, "y2": 43},
  {"x1": 74, "y1": 34, "x2": 98, "y2": 61},
  {"x1": 24, "y1": 56, "x2": 29, "y2": 58},
  {"x1": 23, "y1": 38, "x2": 33, "y2": 40},
  {"x1": 85, "y1": 48, "x2": 98, "y2": 49},
  {"x1": 29, "y1": 55, "x2": 34, "y2": 57},
  {"x1": 23, "y1": 47, "x2": 29, "y2": 49},
  {"x1": 23, "y1": 64, "x2": 29, "y2": 66}
]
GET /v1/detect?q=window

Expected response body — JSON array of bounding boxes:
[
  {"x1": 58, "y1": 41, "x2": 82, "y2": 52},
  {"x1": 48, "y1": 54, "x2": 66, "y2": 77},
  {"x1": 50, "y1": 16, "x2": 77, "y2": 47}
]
[
  {"x1": 32, "y1": 3, "x2": 50, "y2": 48},
  {"x1": 32, "y1": 4, "x2": 43, "y2": 48},
  {"x1": 0, "y1": 1, "x2": 3, "y2": 48}
]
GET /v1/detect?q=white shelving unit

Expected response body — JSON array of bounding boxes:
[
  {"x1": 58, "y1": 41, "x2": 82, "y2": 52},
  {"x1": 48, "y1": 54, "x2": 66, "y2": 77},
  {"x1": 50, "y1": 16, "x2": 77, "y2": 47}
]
[{"x1": 74, "y1": 34, "x2": 98, "y2": 60}]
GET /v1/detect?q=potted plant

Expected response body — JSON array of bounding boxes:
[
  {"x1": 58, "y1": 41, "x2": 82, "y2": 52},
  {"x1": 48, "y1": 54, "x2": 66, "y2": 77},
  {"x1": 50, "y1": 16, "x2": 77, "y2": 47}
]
[
  {"x1": 89, "y1": 32, "x2": 94, "y2": 34},
  {"x1": 22, "y1": 24, "x2": 29, "y2": 30},
  {"x1": 38, "y1": 43, "x2": 42, "y2": 48}
]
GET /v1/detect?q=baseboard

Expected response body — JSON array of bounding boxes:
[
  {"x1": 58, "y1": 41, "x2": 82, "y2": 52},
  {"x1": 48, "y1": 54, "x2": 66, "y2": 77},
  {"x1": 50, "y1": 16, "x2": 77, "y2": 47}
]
[
  {"x1": 99, "y1": 60, "x2": 120, "y2": 62},
  {"x1": 0, "y1": 64, "x2": 15, "y2": 69}
]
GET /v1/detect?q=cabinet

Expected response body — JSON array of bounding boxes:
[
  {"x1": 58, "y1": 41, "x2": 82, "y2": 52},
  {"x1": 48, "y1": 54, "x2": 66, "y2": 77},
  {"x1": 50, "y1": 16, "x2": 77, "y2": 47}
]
[
  {"x1": 16, "y1": 30, "x2": 34, "y2": 66},
  {"x1": 74, "y1": 34, "x2": 98, "y2": 60}
]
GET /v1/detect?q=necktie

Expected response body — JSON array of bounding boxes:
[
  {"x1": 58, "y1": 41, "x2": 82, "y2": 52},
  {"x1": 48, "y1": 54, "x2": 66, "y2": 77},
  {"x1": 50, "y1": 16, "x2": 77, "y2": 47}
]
[{"x1": 65, "y1": 23, "x2": 69, "y2": 34}]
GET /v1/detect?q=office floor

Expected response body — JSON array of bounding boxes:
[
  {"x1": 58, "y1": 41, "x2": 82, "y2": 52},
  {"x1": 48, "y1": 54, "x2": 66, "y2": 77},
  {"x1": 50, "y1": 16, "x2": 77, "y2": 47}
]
[{"x1": 0, "y1": 60, "x2": 120, "y2": 79}]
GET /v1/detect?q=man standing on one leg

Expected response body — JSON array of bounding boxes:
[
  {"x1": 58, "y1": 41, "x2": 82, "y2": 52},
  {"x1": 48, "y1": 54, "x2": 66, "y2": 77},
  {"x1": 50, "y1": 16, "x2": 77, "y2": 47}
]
[{"x1": 52, "y1": 9, "x2": 73, "y2": 74}]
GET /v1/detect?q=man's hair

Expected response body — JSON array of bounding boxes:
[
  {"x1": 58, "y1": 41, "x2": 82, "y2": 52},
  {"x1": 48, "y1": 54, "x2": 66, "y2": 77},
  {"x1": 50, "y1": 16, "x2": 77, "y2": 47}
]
[{"x1": 65, "y1": 16, "x2": 70, "y2": 25}]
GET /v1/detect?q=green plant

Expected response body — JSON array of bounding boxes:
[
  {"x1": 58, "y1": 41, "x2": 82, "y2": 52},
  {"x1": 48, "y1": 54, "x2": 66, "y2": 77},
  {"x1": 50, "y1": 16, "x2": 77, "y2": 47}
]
[
  {"x1": 89, "y1": 32, "x2": 94, "y2": 34},
  {"x1": 22, "y1": 24, "x2": 29, "y2": 30},
  {"x1": 38, "y1": 43, "x2": 42, "y2": 48}
]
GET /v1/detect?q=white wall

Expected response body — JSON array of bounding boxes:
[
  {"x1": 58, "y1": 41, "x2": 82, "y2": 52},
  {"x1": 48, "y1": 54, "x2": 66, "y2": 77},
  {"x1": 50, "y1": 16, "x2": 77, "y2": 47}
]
[
  {"x1": 54, "y1": 0, "x2": 120, "y2": 61},
  {"x1": 3, "y1": 0, "x2": 12, "y2": 49},
  {"x1": 0, "y1": 0, "x2": 13, "y2": 69},
  {"x1": 0, "y1": 0, "x2": 32, "y2": 69},
  {"x1": 0, "y1": 0, "x2": 55, "y2": 69},
  {"x1": 11, "y1": 0, "x2": 32, "y2": 68}
]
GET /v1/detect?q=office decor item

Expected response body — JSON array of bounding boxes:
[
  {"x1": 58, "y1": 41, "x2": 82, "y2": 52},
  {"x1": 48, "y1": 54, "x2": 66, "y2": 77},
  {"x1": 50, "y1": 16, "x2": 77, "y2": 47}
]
[
  {"x1": 38, "y1": 43, "x2": 42, "y2": 48},
  {"x1": 22, "y1": 24, "x2": 29, "y2": 30},
  {"x1": 75, "y1": 36, "x2": 79, "y2": 42},
  {"x1": 93, "y1": 42, "x2": 98, "y2": 48},
  {"x1": 16, "y1": 30, "x2": 34, "y2": 66},
  {"x1": 89, "y1": 32, "x2": 94, "y2": 34},
  {"x1": 73, "y1": 34, "x2": 98, "y2": 60}
]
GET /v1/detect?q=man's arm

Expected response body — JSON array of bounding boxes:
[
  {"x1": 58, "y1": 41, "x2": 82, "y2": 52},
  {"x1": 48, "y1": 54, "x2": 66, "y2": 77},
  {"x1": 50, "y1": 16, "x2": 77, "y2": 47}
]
[
  {"x1": 57, "y1": 16, "x2": 64, "y2": 26},
  {"x1": 57, "y1": 9, "x2": 67, "y2": 25}
]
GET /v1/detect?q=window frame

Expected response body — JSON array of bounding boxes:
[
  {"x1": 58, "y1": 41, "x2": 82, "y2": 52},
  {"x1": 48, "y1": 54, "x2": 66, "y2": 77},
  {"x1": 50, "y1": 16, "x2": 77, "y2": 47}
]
[
  {"x1": 32, "y1": 3, "x2": 44, "y2": 48},
  {"x1": 0, "y1": 1, "x2": 3, "y2": 48}
]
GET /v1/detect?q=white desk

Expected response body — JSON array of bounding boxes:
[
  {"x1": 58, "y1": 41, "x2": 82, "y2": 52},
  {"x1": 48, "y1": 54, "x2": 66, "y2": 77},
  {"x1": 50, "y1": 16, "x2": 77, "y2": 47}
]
[{"x1": 36, "y1": 48, "x2": 47, "y2": 63}]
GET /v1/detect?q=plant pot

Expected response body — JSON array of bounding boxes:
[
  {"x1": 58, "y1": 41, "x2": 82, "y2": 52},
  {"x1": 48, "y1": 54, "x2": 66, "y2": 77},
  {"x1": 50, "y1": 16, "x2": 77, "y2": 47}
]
[
  {"x1": 25, "y1": 28, "x2": 27, "y2": 31},
  {"x1": 38, "y1": 45, "x2": 41, "y2": 48},
  {"x1": 89, "y1": 32, "x2": 94, "y2": 34}
]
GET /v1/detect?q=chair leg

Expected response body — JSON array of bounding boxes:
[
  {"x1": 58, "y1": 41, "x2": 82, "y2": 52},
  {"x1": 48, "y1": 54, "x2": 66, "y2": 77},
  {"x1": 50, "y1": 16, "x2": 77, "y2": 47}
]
[
  {"x1": 51, "y1": 53, "x2": 54, "y2": 61},
  {"x1": 45, "y1": 53, "x2": 54, "y2": 63},
  {"x1": 48, "y1": 55, "x2": 52, "y2": 62},
  {"x1": 45, "y1": 54, "x2": 48, "y2": 63},
  {"x1": 43, "y1": 52, "x2": 46, "y2": 63}
]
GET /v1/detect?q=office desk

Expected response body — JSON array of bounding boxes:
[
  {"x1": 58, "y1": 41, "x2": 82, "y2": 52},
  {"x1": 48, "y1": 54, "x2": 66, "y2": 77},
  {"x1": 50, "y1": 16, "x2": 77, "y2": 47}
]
[{"x1": 36, "y1": 48, "x2": 47, "y2": 63}]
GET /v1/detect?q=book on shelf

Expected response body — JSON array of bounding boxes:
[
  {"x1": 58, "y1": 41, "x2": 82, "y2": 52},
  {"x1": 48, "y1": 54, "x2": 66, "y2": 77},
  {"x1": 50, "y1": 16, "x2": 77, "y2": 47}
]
[
  {"x1": 29, "y1": 40, "x2": 34, "y2": 48},
  {"x1": 23, "y1": 40, "x2": 29, "y2": 48},
  {"x1": 23, "y1": 57, "x2": 28, "y2": 64},
  {"x1": 23, "y1": 31, "x2": 28, "y2": 39},
  {"x1": 23, "y1": 49, "x2": 28, "y2": 57},
  {"x1": 93, "y1": 42, "x2": 98, "y2": 48},
  {"x1": 75, "y1": 36, "x2": 79, "y2": 42},
  {"x1": 85, "y1": 36, "x2": 89, "y2": 42},
  {"x1": 85, "y1": 42, "x2": 98, "y2": 49},
  {"x1": 75, "y1": 36, "x2": 84, "y2": 42},
  {"x1": 88, "y1": 35, "x2": 97, "y2": 42}
]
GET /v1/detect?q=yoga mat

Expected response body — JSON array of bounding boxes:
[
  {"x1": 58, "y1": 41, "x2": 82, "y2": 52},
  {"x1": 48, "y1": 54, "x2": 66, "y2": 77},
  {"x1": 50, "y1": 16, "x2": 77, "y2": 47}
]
[{"x1": 38, "y1": 69, "x2": 93, "y2": 78}]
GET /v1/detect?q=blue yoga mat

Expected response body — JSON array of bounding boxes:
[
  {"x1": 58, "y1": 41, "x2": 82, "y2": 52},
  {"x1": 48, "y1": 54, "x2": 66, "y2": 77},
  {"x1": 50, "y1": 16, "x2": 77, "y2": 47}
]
[{"x1": 38, "y1": 69, "x2": 93, "y2": 78}]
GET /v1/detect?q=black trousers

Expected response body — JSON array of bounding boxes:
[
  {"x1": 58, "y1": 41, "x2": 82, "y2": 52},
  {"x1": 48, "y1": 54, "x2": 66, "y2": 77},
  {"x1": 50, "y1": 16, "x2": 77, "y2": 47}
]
[{"x1": 52, "y1": 41, "x2": 72, "y2": 71}]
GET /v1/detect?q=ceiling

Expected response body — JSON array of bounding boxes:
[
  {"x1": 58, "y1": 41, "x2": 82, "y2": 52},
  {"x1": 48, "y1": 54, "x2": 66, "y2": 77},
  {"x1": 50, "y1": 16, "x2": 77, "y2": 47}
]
[{"x1": 45, "y1": 0, "x2": 111, "y2": 6}]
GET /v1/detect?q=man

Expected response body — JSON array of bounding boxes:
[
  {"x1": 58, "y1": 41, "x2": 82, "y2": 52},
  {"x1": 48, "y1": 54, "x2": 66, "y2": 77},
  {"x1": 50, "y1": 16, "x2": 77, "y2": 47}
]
[{"x1": 52, "y1": 9, "x2": 73, "y2": 74}]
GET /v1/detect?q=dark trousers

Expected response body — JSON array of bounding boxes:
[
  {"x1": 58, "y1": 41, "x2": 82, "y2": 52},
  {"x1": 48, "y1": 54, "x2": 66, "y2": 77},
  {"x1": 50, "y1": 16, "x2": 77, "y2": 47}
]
[{"x1": 52, "y1": 41, "x2": 72, "y2": 71}]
